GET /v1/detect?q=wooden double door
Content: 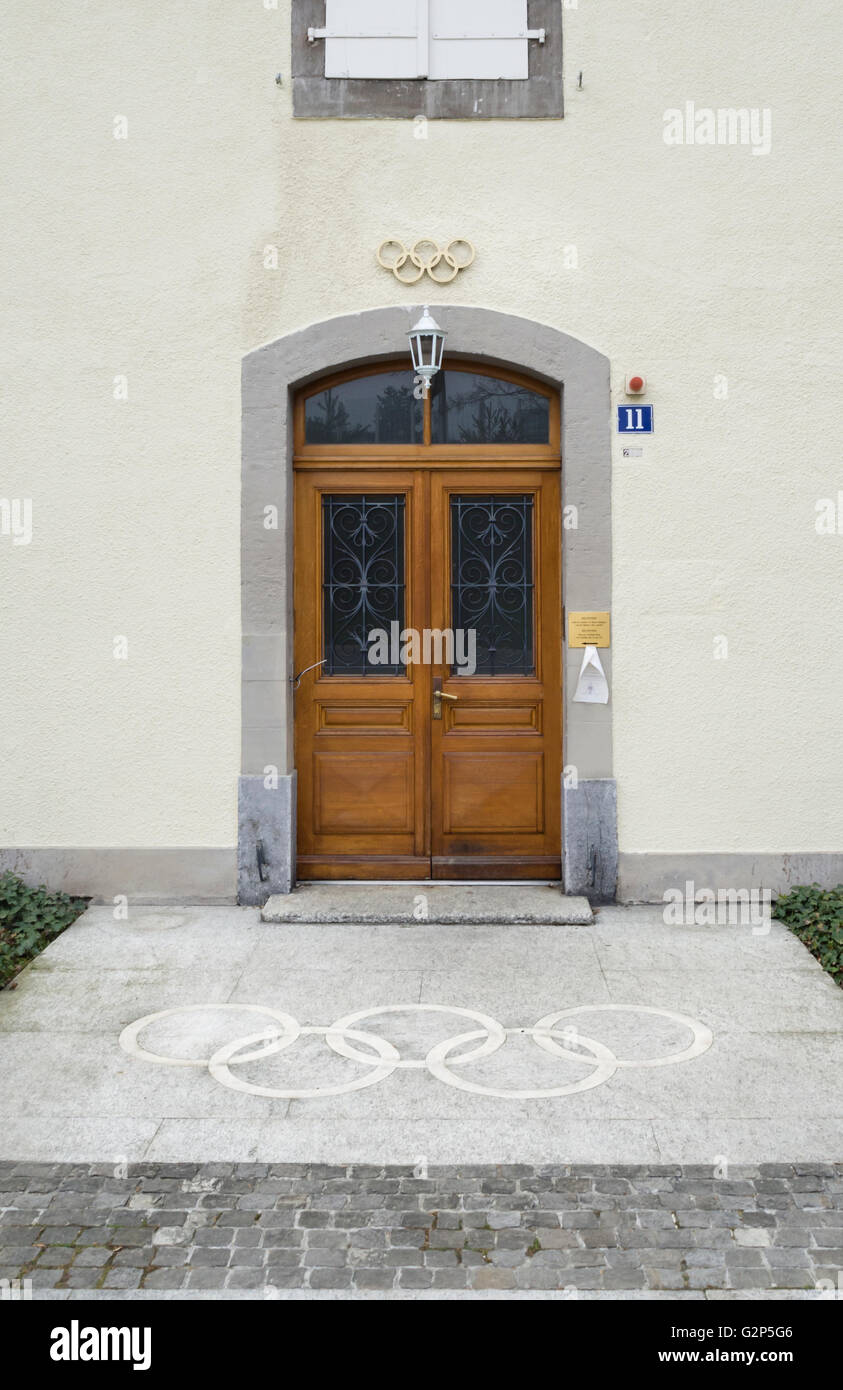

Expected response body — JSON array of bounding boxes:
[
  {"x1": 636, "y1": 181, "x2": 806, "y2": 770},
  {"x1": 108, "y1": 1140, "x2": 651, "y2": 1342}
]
[{"x1": 294, "y1": 466, "x2": 562, "y2": 881}]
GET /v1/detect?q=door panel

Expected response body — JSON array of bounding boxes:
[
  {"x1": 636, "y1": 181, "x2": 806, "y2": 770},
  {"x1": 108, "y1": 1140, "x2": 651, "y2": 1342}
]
[
  {"x1": 295, "y1": 470, "x2": 431, "y2": 880},
  {"x1": 442, "y1": 752, "x2": 544, "y2": 833},
  {"x1": 313, "y1": 751, "x2": 416, "y2": 833},
  {"x1": 294, "y1": 466, "x2": 562, "y2": 880},
  {"x1": 318, "y1": 704, "x2": 412, "y2": 732},
  {"x1": 429, "y1": 472, "x2": 562, "y2": 879},
  {"x1": 448, "y1": 703, "x2": 540, "y2": 732}
]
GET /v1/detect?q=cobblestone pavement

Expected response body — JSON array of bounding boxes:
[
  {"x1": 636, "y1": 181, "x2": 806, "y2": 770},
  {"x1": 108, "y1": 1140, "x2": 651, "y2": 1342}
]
[{"x1": 1, "y1": 1163, "x2": 841, "y2": 1295}]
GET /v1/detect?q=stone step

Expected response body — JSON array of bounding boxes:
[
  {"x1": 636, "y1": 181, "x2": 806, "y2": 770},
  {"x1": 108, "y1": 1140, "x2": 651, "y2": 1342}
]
[{"x1": 261, "y1": 884, "x2": 593, "y2": 926}]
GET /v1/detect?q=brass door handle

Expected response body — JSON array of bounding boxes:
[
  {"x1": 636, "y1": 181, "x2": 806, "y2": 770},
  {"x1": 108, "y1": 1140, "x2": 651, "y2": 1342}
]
[{"x1": 433, "y1": 684, "x2": 459, "y2": 720}]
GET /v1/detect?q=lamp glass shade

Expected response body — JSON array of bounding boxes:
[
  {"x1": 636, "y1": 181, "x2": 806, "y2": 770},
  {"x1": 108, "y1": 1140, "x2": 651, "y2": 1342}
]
[{"x1": 408, "y1": 306, "x2": 446, "y2": 382}]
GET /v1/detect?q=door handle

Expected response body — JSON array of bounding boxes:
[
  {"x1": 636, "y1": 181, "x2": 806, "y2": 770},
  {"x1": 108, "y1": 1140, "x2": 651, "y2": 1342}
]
[
  {"x1": 291, "y1": 660, "x2": 326, "y2": 691},
  {"x1": 433, "y1": 679, "x2": 459, "y2": 720}
]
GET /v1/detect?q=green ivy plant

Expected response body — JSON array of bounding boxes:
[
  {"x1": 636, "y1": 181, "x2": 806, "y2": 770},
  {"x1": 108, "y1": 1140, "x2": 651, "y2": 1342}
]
[
  {"x1": 772, "y1": 884, "x2": 843, "y2": 988},
  {"x1": 0, "y1": 872, "x2": 87, "y2": 989}
]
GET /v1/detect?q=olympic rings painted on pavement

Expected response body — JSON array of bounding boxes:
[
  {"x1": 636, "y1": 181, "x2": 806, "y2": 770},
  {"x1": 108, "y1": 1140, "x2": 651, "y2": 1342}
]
[
  {"x1": 325, "y1": 1004, "x2": 507, "y2": 1070},
  {"x1": 532, "y1": 1005, "x2": 713, "y2": 1069},
  {"x1": 118, "y1": 1004, "x2": 301, "y2": 1069},
  {"x1": 426, "y1": 1028, "x2": 618, "y2": 1100},
  {"x1": 208, "y1": 1026, "x2": 399, "y2": 1099},
  {"x1": 119, "y1": 1002, "x2": 713, "y2": 1099}
]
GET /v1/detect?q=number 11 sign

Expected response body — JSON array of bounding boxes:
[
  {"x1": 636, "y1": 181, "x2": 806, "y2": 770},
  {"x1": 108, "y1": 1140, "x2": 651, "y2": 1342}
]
[{"x1": 617, "y1": 405, "x2": 654, "y2": 433}]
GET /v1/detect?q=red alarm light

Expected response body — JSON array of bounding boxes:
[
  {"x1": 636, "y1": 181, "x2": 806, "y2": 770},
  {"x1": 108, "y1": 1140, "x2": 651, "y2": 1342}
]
[{"x1": 626, "y1": 375, "x2": 647, "y2": 395}]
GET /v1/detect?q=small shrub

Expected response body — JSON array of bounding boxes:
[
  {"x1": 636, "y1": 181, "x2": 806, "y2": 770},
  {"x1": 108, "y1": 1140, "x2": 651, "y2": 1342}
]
[
  {"x1": 0, "y1": 872, "x2": 87, "y2": 989},
  {"x1": 772, "y1": 883, "x2": 843, "y2": 987}
]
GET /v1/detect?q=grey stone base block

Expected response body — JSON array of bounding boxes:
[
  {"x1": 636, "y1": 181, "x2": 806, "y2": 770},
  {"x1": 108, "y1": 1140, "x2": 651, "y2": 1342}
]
[
  {"x1": 563, "y1": 779, "x2": 618, "y2": 903},
  {"x1": 618, "y1": 852, "x2": 843, "y2": 904},
  {"x1": 261, "y1": 883, "x2": 593, "y2": 925},
  {"x1": 238, "y1": 773, "x2": 296, "y2": 906},
  {"x1": 0, "y1": 847, "x2": 235, "y2": 903}
]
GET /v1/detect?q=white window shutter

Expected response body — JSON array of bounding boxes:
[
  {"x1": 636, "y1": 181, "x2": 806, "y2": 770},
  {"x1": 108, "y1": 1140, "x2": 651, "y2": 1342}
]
[
  {"x1": 316, "y1": 1, "x2": 538, "y2": 82},
  {"x1": 429, "y1": 0, "x2": 530, "y2": 80},
  {"x1": 323, "y1": 0, "x2": 425, "y2": 79}
]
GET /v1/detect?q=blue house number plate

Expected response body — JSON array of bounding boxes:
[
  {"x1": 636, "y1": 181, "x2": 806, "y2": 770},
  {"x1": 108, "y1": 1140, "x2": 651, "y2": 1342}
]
[{"x1": 618, "y1": 404, "x2": 654, "y2": 433}]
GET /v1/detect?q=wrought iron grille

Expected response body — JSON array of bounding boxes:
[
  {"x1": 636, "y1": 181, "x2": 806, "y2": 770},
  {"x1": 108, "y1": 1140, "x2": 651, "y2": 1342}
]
[
  {"x1": 450, "y1": 495, "x2": 534, "y2": 676},
  {"x1": 322, "y1": 495, "x2": 405, "y2": 676}
]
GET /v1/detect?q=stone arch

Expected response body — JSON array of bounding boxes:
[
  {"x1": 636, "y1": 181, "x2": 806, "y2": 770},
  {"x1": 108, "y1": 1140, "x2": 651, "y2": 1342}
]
[{"x1": 240, "y1": 306, "x2": 615, "y2": 902}]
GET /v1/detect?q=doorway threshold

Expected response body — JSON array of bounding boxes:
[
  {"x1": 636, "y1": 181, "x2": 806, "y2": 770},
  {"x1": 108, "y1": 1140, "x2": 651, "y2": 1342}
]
[
  {"x1": 313, "y1": 879, "x2": 562, "y2": 887},
  {"x1": 261, "y1": 883, "x2": 593, "y2": 926}
]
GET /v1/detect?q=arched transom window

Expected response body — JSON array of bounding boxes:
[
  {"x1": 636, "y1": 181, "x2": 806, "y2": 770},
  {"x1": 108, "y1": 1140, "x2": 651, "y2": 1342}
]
[{"x1": 295, "y1": 360, "x2": 558, "y2": 457}]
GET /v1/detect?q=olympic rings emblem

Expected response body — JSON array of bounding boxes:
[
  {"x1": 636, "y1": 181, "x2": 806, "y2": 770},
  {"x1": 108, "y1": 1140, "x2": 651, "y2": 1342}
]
[
  {"x1": 377, "y1": 238, "x2": 476, "y2": 285},
  {"x1": 119, "y1": 1003, "x2": 712, "y2": 1102}
]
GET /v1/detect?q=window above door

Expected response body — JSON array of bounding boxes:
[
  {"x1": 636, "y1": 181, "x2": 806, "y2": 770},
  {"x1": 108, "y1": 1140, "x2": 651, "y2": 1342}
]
[
  {"x1": 296, "y1": 360, "x2": 559, "y2": 460},
  {"x1": 293, "y1": 0, "x2": 563, "y2": 120}
]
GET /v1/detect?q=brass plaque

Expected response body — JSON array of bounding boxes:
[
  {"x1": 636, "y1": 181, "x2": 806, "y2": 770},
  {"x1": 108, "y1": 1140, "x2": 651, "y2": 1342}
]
[{"x1": 568, "y1": 612, "x2": 611, "y2": 648}]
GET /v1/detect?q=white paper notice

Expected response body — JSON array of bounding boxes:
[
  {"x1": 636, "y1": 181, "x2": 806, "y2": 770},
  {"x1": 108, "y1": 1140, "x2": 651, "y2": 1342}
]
[{"x1": 573, "y1": 645, "x2": 609, "y2": 704}]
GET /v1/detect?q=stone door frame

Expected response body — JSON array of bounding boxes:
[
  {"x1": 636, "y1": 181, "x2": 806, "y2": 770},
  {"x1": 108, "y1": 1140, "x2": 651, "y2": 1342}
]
[{"x1": 240, "y1": 306, "x2": 615, "y2": 903}]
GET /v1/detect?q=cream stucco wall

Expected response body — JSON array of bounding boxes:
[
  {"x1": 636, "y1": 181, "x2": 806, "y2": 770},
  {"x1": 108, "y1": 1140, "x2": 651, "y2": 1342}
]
[{"x1": 1, "y1": 0, "x2": 840, "y2": 857}]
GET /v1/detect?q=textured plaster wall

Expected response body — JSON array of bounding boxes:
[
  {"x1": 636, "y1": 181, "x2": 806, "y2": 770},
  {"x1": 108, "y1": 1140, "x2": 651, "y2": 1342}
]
[{"x1": 1, "y1": 0, "x2": 840, "y2": 854}]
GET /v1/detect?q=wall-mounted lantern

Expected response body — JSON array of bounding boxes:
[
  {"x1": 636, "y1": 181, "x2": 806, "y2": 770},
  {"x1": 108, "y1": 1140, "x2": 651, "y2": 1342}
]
[{"x1": 408, "y1": 306, "x2": 446, "y2": 387}]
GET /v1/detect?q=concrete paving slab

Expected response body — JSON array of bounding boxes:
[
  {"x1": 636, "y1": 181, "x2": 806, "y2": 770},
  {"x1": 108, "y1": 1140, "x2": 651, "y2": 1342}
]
[
  {"x1": 243, "y1": 921, "x2": 599, "y2": 973},
  {"x1": 262, "y1": 884, "x2": 593, "y2": 925},
  {"x1": 417, "y1": 965, "x2": 613, "y2": 1020},
  {"x1": 214, "y1": 1028, "x2": 836, "y2": 1125},
  {"x1": 143, "y1": 1115, "x2": 663, "y2": 1164},
  {"x1": 602, "y1": 967, "x2": 843, "y2": 1034},
  {"x1": 0, "y1": 903, "x2": 840, "y2": 1164},
  {"x1": 653, "y1": 1116, "x2": 843, "y2": 1165},
  {"x1": 228, "y1": 968, "x2": 426, "y2": 1018},
  {"x1": 0, "y1": 1031, "x2": 284, "y2": 1120},
  {"x1": 595, "y1": 1031, "x2": 843, "y2": 1117},
  {"x1": 32, "y1": 906, "x2": 265, "y2": 974},
  {"x1": 591, "y1": 906, "x2": 825, "y2": 972},
  {"x1": 0, "y1": 1119, "x2": 160, "y2": 1162},
  {"x1": 0, "y1": 968, "x2": 244, "y2": 1035}
]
